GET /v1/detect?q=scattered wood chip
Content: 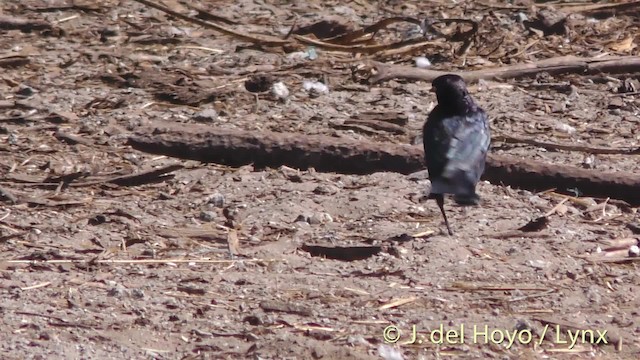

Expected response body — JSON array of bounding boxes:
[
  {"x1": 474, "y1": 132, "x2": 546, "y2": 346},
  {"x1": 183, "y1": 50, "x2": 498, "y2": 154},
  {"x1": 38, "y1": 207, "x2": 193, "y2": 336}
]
[
  {"x1": 291, "y1": 325, "x2": 337, "y2": 334},
  {"x1": 353, "y1": 111, "x2": 409, "y2": 126},
  {"x1": 24, "y1": 197, "x2": 91, "y2": 207},
  {"x1": 259, "y1": 300, "x2": 313, "y2": 316},
  {"x1": 94, "y1": 164, "x2": 184, "y2": 187},
  {"x1": 226, "y1": 229, "x2": 241, "y2": 258},
  {"x1": 343, "y1": 119, "x2": 406, "y2": 135},
  {"x1": 448, "y1": 282, "x2": 549, "y2": 291},
  {"x1": 55, "y1": 131, "x2": 94, "y2": 146},
  {"x1": 411, "y1": 230, "x2": 435, "y2": 238},
  {"x1": 20, "y1": 281, "x2": 52, "y2": 291},
  {"x1": 378, "y1": 296, "x2": 417, "y2": 310},
  {"x1": 176, "y1": 285, "x2": 206, "y2": 295}
]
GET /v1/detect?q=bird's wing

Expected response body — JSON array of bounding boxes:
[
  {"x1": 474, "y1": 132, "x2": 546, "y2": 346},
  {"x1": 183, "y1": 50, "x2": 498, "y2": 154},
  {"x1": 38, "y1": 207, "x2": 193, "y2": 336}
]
[
  {"x1": 441, "y1": 111, "x2": 490, "y2": 184},
  {"x1": 423, "y1": 110, "x2": 450, "y2": 179}
]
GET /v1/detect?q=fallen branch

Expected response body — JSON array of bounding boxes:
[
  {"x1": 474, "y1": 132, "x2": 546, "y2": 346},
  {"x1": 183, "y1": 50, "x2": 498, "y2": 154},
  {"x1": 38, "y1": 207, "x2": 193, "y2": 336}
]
[
  {"x1": 367, "y1": 55, "x2": 640, "y2": 83},
  {"x1": 127, "y1": 122, "x2": 640, "y2": 205},
  {"x1": 494, "y1": 133, "x2": 640, "y2": 155},
  {"x1": 293, "y1": 34, "x2": 440, "y2": 55},
  {"x1": 447, "y1": 282, "x2": 549, "y2": 291}
]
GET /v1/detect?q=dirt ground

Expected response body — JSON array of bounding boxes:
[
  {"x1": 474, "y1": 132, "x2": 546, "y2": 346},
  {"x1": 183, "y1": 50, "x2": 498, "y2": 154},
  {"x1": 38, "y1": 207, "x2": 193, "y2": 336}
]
[{"x1": 1, "y1": 0, "x2": 639, "y2": 359}]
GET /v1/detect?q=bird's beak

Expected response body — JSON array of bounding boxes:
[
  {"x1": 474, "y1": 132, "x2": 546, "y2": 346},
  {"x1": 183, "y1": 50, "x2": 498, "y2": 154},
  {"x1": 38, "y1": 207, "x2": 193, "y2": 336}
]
[{"x1": 430, "y1": 86, "x2": 436, "y2": 93}]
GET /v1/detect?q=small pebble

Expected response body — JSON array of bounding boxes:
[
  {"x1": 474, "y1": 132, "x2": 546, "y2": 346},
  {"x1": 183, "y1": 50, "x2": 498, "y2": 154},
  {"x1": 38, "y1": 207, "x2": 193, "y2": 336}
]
[
  {"x1": 582, "y1": 154, "x2": 597, "y2": 169},
  {"x1": 514, "y1": 319, "x2": 533, "y2": 332},
  {"x1": 312, "y1": 184, "x2": 339, "y2": 195},
  {"x1": 286, "y1": 51, "x2": 309, "y2": 61},
  {"x1": 107, "y1": 285, "x2": 126, "y2": 298},
  {"x1": 415, "y1": 56, "x2": 431, "y2": 68},
  {"x1": 526, "y1": 259, "x2": 547, "y2": 269},
  {"x1": 16, "y1": 85, "x2": 35, "y2": 97},
  {"x1": 585, "y1": 285, "x2": 602, "y2": 304},
  {"x1": 163, "y1": 297, "x2": 179, "y2": 309},
  {"x1": 131, "y1": 289, "x2": 145, "y2": 299},
  {"x1": 516, "y1": 12, "x2": 528, "y2": 23},
  {"x1": 308, "y1": 212, "x2": 333, "y2": 225},
  {"x1": 272, "y1": 81, "x2": 289, "y2": 101},
  {"x1": 553, "y1": 121, "x2": 576, "y2": 134},
  {"x1": 199, "y1": 210, "x2": 216, "y2": 222},
  {"x1": 194, "y1": 108, "x2": 218, "y2": 122},
  {"x1": 207, "y1": 192, "x2": 225, "y2": 207},
  {"x1": 302, "y1": 80, "x2": 329, "y2": 97},
  {"x1": 8, "y1": 133, "x2": 19, "y2": 145}
]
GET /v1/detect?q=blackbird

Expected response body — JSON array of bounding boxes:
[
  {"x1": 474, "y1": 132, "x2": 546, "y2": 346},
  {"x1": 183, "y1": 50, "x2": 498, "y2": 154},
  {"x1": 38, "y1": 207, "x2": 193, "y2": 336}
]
[{"x1": 422, "y1": 74, "x2": 490, "y2": 235}]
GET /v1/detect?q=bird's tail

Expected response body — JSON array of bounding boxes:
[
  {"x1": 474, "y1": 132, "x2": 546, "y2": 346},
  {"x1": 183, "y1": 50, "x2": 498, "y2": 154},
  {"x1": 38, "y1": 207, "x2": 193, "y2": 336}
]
[
  {"x1": 429, "y1": 178, "x2": 480, "y2": 206},
  {"x1": 453, "y1": 193, "x2": 480, "y2": 205},
  {"x1": 429, "y1": 178, "x2": 459, "y2": 196}
]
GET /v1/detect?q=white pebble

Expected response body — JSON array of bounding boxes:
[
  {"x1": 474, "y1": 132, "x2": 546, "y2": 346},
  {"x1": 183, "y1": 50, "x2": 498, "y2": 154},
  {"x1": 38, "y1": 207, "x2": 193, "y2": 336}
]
[
  {"x1": 271, "y1": 81, "x2": 289, "y2": 100},
  {"x1": 286, "y1": 51, "x2": 308, "y2": 61},
  {"x1": 553, "y1": 121, "x2": 576, "y2": 134},
  {"x1": 302, "y1": 80, "x2": 329, "y2": 95},
  {"x1": 415, "y1": 56, "x2": 432, "y2": 68},
  {"x1": 516, "y1": 12, "x2": 528, "y2": 23},
  {"x1": 526, "y1": 259, "x2": 547, "y2": 269},
  {"x1": 629, "y1": 245, "x2": 640, "y2": 257}
]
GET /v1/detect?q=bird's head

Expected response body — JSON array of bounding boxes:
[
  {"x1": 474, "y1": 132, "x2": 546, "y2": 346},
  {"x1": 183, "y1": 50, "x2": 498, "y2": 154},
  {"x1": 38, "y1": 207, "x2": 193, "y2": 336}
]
[{"x1": 431, "y1": 74, "x2": 472, "y2": 111}]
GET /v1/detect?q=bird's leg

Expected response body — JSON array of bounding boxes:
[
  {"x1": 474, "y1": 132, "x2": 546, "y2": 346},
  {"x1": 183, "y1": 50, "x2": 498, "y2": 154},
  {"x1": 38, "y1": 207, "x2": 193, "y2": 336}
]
[{"x1": 435, "y1": 194, "x2": 453, "y2": 236}]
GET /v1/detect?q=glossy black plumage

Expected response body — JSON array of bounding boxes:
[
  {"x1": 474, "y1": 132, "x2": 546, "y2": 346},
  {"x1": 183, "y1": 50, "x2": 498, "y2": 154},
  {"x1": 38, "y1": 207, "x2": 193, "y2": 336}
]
[{"x1": 423, "y1": 74, "x2": 490, "y2": 235}]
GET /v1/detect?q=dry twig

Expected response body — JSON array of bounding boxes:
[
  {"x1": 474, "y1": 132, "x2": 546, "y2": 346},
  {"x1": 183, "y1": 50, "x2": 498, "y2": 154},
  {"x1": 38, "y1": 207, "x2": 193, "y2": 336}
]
[
  {"x1": 493, "y1": 133, "x2": 640, "y2": 155},
  {"x1": 366, "y1": 55, "x2": 640, "y2": 83}
]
